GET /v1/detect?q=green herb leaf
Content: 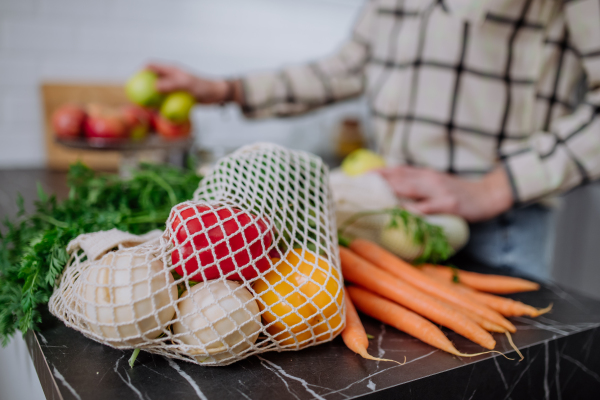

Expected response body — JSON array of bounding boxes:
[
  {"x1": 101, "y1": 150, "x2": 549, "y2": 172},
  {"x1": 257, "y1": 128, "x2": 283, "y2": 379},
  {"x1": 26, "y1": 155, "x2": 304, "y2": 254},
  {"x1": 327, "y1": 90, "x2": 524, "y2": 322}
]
[{"x1": 0, "y1": 162, "x2": 201, "y2": 346}]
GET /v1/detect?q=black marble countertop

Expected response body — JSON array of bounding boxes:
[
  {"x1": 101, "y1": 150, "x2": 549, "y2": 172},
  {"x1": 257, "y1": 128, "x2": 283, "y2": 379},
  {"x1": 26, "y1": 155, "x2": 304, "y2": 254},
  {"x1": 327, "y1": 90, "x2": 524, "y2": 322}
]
[{"x1": 3, "y1": 169, "x2": 600, "y2": 399}]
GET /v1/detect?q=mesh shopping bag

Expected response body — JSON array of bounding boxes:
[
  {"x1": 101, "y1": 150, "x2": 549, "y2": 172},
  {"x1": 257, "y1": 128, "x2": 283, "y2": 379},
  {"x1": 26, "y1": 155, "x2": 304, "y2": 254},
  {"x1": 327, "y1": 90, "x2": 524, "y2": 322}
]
[{"x1": 48, "y1": 143, "x2": 345, "y2": 366}]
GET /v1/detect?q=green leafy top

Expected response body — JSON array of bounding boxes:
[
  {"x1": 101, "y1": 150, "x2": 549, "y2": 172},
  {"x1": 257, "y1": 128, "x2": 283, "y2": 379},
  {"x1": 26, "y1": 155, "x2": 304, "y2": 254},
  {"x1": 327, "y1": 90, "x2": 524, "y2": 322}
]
[
  {"x1": 337, "y1": 207, "x2": 453, "y2": 264},
  {"x1": 0, "y1": 163, "x2": 201, "y2": 346}
]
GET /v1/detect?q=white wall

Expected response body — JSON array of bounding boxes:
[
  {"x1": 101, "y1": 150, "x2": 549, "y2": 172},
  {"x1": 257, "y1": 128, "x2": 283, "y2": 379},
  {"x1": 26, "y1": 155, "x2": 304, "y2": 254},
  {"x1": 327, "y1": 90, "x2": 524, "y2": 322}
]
[
  {"x1": 0, "y1": 335, "x2": 45, "y2": 400},
  {"x1": 0, "y1": 0, "x2": 366, "y2": 168},
  {"x1": 0, "y1": 1, "x2": 365, "y2": 398}
]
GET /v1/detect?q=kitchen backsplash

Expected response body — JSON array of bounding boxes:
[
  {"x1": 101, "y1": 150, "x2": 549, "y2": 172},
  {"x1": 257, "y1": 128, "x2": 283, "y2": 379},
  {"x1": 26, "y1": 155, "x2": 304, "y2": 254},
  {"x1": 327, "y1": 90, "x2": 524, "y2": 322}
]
[{"x1": 0, "y1": 0, "x2": 365, "y2": 168}]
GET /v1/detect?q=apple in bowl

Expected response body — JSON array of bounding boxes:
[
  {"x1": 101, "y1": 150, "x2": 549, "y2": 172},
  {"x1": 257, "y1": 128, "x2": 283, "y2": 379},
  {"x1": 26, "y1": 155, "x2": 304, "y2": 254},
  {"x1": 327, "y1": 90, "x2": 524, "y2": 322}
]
[
  {"x1": 52, "y1": 105, "x2": 86, "y2": 138},
  {"x1": 155, "y1": 114, "x2": 191, "y2": 139},
  {"x1": 84, "y1": 104, "x2": 128, "y2": 141},
  {"x1": 121, "y1": 105, "x2": 152, "y2": 141}
]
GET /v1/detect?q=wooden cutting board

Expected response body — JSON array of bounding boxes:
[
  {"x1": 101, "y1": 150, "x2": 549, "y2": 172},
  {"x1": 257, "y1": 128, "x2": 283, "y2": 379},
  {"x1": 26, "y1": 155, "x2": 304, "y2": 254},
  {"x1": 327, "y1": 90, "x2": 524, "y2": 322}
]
[{"x1": 41, "y1": 83, "x2": 127, "y2": 171}]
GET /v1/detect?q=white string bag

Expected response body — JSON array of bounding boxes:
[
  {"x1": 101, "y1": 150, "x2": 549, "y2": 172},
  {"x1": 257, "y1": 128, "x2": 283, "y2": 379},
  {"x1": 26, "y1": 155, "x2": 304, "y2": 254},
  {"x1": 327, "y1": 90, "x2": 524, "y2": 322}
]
[{"x1": 49, "y1": 143, "x2": 345, "y2": 366}]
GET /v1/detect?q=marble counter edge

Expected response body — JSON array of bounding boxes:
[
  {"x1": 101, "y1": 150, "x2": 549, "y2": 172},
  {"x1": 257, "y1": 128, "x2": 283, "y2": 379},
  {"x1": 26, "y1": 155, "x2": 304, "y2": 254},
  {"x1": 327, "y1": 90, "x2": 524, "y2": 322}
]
[{"x1": 26, "y1": 330, "x2": 64, "y2": 400}]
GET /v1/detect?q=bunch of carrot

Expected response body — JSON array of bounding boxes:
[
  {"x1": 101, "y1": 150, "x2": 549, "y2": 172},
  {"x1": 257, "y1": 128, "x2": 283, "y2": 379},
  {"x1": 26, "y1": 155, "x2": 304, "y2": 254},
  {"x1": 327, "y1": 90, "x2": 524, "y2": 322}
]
[{"x1": 340, "y1": 238, "x2": 551, "y2": 362}]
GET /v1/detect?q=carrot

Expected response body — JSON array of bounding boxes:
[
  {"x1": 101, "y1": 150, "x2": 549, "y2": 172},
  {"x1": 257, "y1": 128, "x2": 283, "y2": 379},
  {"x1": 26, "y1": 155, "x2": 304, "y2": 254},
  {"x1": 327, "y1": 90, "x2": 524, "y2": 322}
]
[
  {"x1": 341, "y1": 292, "x2": 400, "y2": 364},
  {"x1": 444, "y1": 302, "x2": 506, "y2": 333},
  {"x1": 421, "y1": 265, "x2": 551, "y2": 317},
  {"x1": 339, "y1": 247, "x2": 496, "y2": 350},
  {"x1": 424, "y1": 265, "x2": 539, "y2": 294},
  {"x1": 467, "y1": 290, "x2": 552, "y2": 318},
  {"x1": 348, "y1": 286, "x2": 503, "y2": 357},
  {"x1": 349, "y1": 239, "x2": 516, "y2": 333}
]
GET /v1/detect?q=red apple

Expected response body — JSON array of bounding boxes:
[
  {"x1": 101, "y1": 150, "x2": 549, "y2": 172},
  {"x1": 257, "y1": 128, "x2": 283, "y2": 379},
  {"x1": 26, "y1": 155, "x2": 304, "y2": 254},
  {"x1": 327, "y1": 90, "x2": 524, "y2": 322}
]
[
  {"x1": 149, "y1": 109, "x2": 160, "y2": 131},
  {"x1": 52, "y1": 105, "x2": 86, "y2": 138},
  {"x1": 121, "y1": 105, "x2": 151, "y2": 140},
  {"x1": 155, "y1": 114, "x2": 191, "y2": 139},
  {"x1": 84, "y1": 104, "x2": 127, "y2": 140}
]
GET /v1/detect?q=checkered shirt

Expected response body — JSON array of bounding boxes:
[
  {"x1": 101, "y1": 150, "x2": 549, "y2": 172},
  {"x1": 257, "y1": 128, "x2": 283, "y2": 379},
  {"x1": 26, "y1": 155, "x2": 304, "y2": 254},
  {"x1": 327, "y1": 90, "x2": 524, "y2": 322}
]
[{"x1": 240, "y1": 0, "x2": 600, "y2": 204}]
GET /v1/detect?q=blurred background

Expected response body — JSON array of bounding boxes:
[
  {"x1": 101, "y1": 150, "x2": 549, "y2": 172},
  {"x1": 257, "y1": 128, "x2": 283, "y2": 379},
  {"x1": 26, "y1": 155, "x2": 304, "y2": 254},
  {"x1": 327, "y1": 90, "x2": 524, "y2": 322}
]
[
  {"x1": 0, "y1": 0, "x2": 599, "y2": 399},
  {"x1": 0, "y1": 0, "x2": 367, "y2": 169}
]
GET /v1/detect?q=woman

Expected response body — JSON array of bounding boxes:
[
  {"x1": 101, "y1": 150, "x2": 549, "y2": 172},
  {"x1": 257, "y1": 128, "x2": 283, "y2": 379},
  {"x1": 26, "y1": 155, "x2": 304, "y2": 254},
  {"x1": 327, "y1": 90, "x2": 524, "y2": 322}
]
[{"x1": 148, "y1": 0, "x2": 600, "y2": 280}]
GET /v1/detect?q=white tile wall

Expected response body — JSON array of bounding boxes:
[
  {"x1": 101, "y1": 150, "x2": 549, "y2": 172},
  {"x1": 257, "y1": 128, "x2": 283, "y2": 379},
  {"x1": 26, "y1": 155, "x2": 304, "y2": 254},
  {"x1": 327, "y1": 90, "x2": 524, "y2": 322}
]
[{"x1": 0, "y1": 0, "x2": 366, "y2": 168}]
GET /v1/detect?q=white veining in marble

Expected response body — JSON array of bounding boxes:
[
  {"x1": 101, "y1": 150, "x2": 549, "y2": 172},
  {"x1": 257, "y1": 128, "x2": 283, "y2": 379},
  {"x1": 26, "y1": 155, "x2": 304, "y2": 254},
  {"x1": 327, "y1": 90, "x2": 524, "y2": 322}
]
[
  {"x1": 53, "y1": 366, "x2": 81, "y2": 400},
  {"x1": 258, "y1": 358, "x2": 300, "y2": 400},
  {"x1": 513, "y1": 317, "x2": 569, "y2": 336},
  {"x1": 466, "y1": 389, "x2": 477, "y2": 400},
  {"x1": 493, "y1": 356, "x2": 508, "y2": 390},
  {"x1": 322, "y1": 350, "x2": 439, "y2": 397},
  {"x1": 502, "y1": 351, "x2": 539, "y2": 400},
  {"x1": 166, "y1": 358, "x2": 208, "y2": 400},
  {"x1": 37, "y1": 333, "x2": 48, "y2": 345},
  {"x1": 114, "y1": 355, "x2": 144, "y2": 400},
  {"x1": 257, "y1": 356, "x2": 327, "y2": 400},
  {"x1": 543, "y1": 341, "x2": 550, "y2": 400},
  {"x1": 545, "y1": 284, "x2": 589, "y2": 311},
  {"x1": 366, "y1": 380, "x2": 376, "y2": 391},
  {"x1": 582, "y1": 327, "x2": 597, "y2": 363},
  {"x1": 561, "y1": 354, "x2": 600, "y2": 384},
  {"x1": 554, "y1": 344, "x2": 562, "y2": 400},
  {"x1": 376, "y1": 324, "x2": 386, "y2": 362}
]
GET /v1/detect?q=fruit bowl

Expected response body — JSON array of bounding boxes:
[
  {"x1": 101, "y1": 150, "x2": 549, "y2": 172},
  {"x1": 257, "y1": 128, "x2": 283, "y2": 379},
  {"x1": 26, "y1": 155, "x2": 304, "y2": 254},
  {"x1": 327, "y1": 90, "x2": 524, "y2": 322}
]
[{"x1": 55, "y1": 134, "x2": 193, "y2": 152}]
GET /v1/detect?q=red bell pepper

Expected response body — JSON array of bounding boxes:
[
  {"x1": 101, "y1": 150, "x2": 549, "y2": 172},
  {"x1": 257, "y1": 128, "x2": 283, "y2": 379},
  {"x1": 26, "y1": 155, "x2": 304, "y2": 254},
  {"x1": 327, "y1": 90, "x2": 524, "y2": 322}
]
[{"x1": 168, "y1": 203, "x2": 273, "y2": 281}]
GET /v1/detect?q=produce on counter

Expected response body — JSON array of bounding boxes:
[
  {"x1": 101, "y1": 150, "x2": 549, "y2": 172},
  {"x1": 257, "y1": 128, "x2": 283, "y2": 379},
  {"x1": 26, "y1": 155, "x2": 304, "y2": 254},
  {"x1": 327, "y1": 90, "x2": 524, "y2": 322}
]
[
  {"x1": 338, "y1": 236, "x2": 550, "y2": 361},
  {"x1": 421, "y1": 265, "x2": 550, "y2": 317},
  {"x1": 126, "y1": 70, "x2": 164, "y2": 107},
  {"x1": 52, "y1": 104, "x2": 86, "y2": 138},
  {"x1": 173, "y1": 280, "x2": 261, "y2": 362},
  {"x1": 169, "y1": 203, "x2": 273, "y2": 282},
  {"x1": 341, "y1": 294, "x2": 398, "y2": 363},
  {"x1": 331, "y1": 148, "x2": 470, "y2": 261},
  {"x1": 420, "y1": 264, "x2": 541, "y2": 294},
  {"x1": 0, "y1": 163, "x2": 201, "y2": 345},
  {"x1": 347, "y1": 286, "x2": 485, "y2": 357},
  {"x1": 80, "y1": 250, "x2": 176, "y2": 345},
  {"x1": 339, "y1": 247, "x2": 497, "y2": 350},
  {"x1": 350, "y1": 239, "x2": 516, "y2": 333},
  {"x1": 252, "y1": 249, "x2": 344, "y2": 348}
]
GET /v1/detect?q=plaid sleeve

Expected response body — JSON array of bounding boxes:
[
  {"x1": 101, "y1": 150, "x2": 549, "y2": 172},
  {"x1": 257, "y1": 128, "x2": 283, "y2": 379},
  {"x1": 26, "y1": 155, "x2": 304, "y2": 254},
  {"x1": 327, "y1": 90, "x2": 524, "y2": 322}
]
[
  {"x1": 503, "y1": 0, "x2": 600, "y2": 204},
  {"x1": 239, "y1": 0, "x2": 375, "y2": 119}
]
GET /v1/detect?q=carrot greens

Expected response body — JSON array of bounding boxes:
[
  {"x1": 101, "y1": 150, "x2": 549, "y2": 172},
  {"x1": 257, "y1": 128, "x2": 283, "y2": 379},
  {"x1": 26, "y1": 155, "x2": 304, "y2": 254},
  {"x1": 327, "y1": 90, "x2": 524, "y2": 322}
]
[{"x1": 0, "y1": 162, "x2": 201, "y2": 346}]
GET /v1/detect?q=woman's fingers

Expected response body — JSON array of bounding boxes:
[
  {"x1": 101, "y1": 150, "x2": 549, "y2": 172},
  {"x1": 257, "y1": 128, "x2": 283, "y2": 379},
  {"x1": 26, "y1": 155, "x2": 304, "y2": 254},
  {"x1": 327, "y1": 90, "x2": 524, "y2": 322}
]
[{"x1": 145, "y1": 63, "x2": 175, "y2": 76}]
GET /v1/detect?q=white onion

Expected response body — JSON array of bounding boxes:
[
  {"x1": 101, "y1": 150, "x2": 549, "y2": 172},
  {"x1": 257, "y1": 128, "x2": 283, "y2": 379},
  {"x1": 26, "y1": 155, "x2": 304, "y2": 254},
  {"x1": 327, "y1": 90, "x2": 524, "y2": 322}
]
[
  {"x1": 380, "y1": 220, "x2": 423, "y2": 261},
  {"x1": 80, "y1": 249, "x2": 176, "y2": 346},
  {"x1": 173, "y1": 280, "x2": 261, "y2": 362},
  {"x1": 424, "y1": 214, "x2": 470, "y2": 252}
]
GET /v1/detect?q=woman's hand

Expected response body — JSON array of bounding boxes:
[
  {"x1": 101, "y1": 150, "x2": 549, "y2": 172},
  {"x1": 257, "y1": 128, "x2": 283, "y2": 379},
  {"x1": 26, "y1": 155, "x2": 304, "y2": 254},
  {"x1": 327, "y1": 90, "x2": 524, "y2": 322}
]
[
  {"x1": 146, "y1": 63, "x2": 242, "y2": 104},
  {"x1": 378, "y1": 166, "x2": 514, "y2": 222}
]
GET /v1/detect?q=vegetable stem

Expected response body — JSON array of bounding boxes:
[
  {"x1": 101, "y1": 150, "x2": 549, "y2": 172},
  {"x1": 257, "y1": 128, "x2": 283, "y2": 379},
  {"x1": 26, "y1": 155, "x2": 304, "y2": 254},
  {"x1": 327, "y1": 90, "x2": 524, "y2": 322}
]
[
  {"x1": 129, "y1": 348, "x2": 140, "y2": 368},
  {"x1": 33, "y1": 214, "x2": 69, "y2": 229}
]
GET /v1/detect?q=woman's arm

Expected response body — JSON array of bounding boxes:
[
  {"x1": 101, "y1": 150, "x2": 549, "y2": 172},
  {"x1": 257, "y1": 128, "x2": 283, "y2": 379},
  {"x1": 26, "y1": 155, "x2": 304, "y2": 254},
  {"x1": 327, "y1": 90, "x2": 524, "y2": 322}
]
[{"x1": 147, "y1": 0, "x2": 377, "y2": 116}]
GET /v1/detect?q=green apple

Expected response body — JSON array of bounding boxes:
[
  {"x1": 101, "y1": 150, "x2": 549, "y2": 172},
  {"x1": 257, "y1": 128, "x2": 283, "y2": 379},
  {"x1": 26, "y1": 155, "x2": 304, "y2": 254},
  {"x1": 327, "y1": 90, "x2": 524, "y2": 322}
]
[
  {"x1": 160, "y1": 91, "x2": 195, "y2": 122},
  {"x1": 341, "y1": 148, "x2": 386, "y2": 176},
  {"x1": 125, "y1": 71, "x2": 164, "y2": 107}
]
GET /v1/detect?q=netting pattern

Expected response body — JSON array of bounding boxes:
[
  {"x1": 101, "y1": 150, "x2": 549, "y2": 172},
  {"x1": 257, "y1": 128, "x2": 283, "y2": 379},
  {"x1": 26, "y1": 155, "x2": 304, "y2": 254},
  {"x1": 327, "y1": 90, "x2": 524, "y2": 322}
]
[{"x1": 49, "y1": 143, "x2": 345, "y2": 366}]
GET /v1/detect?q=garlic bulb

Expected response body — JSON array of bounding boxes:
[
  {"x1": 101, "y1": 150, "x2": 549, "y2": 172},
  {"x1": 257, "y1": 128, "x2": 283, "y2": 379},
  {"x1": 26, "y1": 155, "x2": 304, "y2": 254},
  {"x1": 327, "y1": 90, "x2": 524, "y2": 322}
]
[
  {"x1": 173, "y1": 280, "x2": 261, "y2": 362},
  {"x1": 79, "y1": 249, "x2": 176, "y2": 346}
]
